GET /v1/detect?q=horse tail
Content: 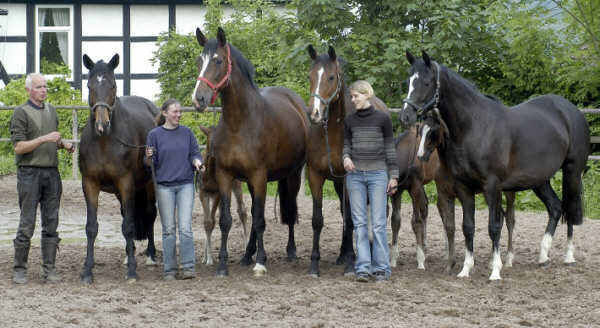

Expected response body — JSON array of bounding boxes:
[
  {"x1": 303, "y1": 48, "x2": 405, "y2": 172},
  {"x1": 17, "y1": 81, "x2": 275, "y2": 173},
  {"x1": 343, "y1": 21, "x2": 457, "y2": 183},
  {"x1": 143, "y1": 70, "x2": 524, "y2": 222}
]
[
  {"x1": 561, "y1": 164, "x2": 585, "y2": 226},
  {"x1": 133, "y1": 185, "x2": 157, "y2": 240}
]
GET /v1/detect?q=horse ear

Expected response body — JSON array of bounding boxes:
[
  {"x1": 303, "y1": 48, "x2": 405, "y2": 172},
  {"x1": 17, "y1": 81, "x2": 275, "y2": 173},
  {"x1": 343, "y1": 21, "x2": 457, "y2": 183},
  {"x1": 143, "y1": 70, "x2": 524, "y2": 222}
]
[
  {"x1": 217, "y1": 27, "x2": 227, "y2": 47},
  {"x1": 422, "y1": 51, "x2": 431, "y2": 68},
  {"x1": 328, "y1": 46, "x2": 336, "y2": 61},
  {"x1": 307, "y1": 45, "x2": 317, "y2": 60},
  {"x1": 198, "y1": 124, "x2": 211, "y2": 137},
  {"x1": 196, "y1": 28, "x2": 207, "y2": 47},
  {"x1": 108, "y1": 54, "x2": 120, "y2": 70},
  {"x1": 83, "y1": 54, "x2": 94, "y2": 70},
  {"x1": 406, "y1": 50, "x2": 415, "y2": 65}
]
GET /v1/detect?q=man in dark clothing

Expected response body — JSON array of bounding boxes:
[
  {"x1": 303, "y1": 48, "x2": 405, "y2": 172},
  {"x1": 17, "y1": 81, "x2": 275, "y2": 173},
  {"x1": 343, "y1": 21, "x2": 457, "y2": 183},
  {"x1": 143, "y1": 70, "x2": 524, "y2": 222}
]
[{"x1": 9, "y1": 73, "x2": 74, "y2": 284}]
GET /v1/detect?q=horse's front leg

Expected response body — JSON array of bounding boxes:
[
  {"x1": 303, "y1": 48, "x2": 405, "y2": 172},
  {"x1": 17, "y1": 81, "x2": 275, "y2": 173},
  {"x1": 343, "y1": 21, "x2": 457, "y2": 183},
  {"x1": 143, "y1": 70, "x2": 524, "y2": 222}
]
[
  {"x1": 216, "y1": 170, "x2": 234, "y2": 276},
  {"x1": 410, "y1": 182, "x2": 428, "y2": 270},
  {"x1": 436, "y1": 182, "x2": 456, "y2": 275},
  {"x1": 308, "y1": 166, "x2": 325, "y2": 277},
  {"x1": 248, "y1": 171, "x2": 268, "y2": 277},
  {"x1": 456, "y1": 185, "x2": 475, "y2": 278},
  {"x1": 232, "y1": 180, "x2": 249, "y2": 242},
  {"x1": 81, "y1": 178, "x2": 100, "y2": 284},
  {"x1": 390, "y1": 189, "x2": 402, "y2": 268},
  {"x1": 144, "y1": 182, "x2": 157, "y2": 265},
  {"x1": 199, "y1": 188, "x2": 214, "y2": 265},
  {"x1": 485, "y1": 180, "x2": 504, "y2": 281},
  {"x1": 117, "y1": 175, "x2": 138, "y2": 281},
  {"x1": 333, "y1": 180, "x2": 355, "y2": 275}
]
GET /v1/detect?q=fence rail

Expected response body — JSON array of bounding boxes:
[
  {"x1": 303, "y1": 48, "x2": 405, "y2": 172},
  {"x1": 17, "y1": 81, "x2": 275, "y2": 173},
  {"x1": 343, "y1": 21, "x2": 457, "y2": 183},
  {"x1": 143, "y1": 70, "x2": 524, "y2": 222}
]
[{"x1": 2, "y1": 105, "x2": 600, "y2": 178}]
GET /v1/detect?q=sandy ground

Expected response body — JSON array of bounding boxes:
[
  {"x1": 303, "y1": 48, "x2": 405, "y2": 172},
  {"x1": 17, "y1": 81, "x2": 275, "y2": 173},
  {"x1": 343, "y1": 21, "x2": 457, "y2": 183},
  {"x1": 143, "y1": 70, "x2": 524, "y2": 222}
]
[{"x1": 0, "y1": 174, "x2": 599, "y2": 328}]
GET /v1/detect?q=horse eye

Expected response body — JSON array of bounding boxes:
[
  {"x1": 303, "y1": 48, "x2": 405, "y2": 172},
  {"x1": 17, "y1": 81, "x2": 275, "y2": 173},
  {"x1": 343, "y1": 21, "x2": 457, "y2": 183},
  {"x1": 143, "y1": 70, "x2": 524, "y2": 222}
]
[
  {"x1": 328, "y1": 75, "x2": 334, "y2": 81},
  {"x1": 216, "y1": 59, "x2": 223, "y2": 65}
]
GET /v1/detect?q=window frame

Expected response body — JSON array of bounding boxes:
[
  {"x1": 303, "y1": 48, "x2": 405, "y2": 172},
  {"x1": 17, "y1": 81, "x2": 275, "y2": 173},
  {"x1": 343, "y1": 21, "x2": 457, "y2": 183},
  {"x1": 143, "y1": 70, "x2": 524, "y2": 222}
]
[{"x1": 35, "y1": 4, "x2": 74, "y2": 81}]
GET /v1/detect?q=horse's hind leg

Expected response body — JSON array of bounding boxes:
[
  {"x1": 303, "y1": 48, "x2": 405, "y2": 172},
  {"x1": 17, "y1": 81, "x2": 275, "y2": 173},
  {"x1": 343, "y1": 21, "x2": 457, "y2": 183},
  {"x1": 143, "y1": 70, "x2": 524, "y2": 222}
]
[
  {"x1": 232, "y1": 180, "x2": 249, "y2": 242},
  {"x1": 81, "y1": 178, "x2": 100, "y2": 284},
  {"x1": 562, "y1": 160, "x2": 585, "y2": 265},
  {"x1": 278, "y1": 167, "x2": 302, "y2": 261},
  {"x1": 504, "y1": 192, "x2": 516, "y2": 267},
  {"x1": 333, "y1": 180, "x2": 355, "y2": 275},
  {"x1": 142, "y1": 183, "x2": 157, "y2": 265},
  {"x1": 533, "y1": 181, "x2": 562, "y2": 266},
  {"x1": 390, "y1": 190, "x2": 402, "y2": 268}
]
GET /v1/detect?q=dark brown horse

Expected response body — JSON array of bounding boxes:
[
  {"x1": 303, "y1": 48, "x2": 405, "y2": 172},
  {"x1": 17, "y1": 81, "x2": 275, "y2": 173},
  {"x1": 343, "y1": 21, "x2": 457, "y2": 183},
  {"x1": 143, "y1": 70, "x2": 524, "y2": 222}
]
[
  {"x1": 79, "y1": 54, "x2": 159, "y2": 283},
  {"x1": 197, "y1": 124, "x2": 248, "y2": 265},
  {"x1": 306, "y1": 45, "x2": 390, "y2": 277},
  {"x1": 400, "y1": 51, "x2": 589, "y2": 280},
  {"x1": 192, "y1": 28, "x2": 309, "y2": 276},
  {"x1": 391, "y1": 122, "x2": 516, "y2": 273}
]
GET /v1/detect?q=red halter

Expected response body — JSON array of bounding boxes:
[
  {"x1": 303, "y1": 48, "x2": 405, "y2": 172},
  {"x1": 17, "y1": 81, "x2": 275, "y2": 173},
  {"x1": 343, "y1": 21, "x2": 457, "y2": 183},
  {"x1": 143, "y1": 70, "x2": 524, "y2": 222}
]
[{"x1": 196, "y1": 44, "x2": 232, "y2": 105}]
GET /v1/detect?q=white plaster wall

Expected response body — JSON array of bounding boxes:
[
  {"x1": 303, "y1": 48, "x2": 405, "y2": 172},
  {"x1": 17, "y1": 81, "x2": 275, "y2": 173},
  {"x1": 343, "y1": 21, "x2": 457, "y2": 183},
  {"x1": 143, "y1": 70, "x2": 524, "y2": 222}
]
[
  {"x1": 81, "y1": 42, "x2": 123, "y2": 75},
  {"x1": 82, "y1": 5, "x2": 123, "y2": 36},
  {"x1": 130, "y1": 42, "x2": 159, "y2": 74},
  {"x1": 130, "y1": 79, "x2": 160, "y2": 101},
  {"x1": 81, "y1": 79, "x2": 124, "y2": 100},
  {"x1": 0, "y1": 4, "x2": 27, "y2": 36},
  {"x1": 175, "y1": 5, "x2": 207, "y2": 35},
  {"x1": 130, "y1": 5, "x2": 168, "y2": 37},
  {"x1": 0, "y1": 42, "x2": 27, "y2": 74}
]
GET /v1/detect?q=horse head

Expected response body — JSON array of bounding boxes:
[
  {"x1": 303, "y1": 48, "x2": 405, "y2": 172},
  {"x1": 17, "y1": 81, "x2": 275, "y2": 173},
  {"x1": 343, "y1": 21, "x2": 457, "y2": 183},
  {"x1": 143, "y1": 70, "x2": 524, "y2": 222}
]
[
  {"x1": 83, "y1": 54, "x2": 119, "y2": 136},
  {"x1": 192, "y1": 27, "x2": 233, "y2": 112},
  {"x1": 417, "y1": 109, "x2": 449, "y2": 162},
  {"x1": 400, "y1": 50, "x2": 439, "y2": 127},
  {"x1": 307, "y1": 45, "x2": 343, "y2": 124}
]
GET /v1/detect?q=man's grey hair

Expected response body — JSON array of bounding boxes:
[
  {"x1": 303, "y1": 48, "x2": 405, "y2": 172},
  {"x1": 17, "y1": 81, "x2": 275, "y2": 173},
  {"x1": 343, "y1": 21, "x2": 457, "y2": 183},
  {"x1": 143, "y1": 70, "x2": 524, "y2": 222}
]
[{"x1": 25, "y1": 73, "x2": 45, "y2": 89}]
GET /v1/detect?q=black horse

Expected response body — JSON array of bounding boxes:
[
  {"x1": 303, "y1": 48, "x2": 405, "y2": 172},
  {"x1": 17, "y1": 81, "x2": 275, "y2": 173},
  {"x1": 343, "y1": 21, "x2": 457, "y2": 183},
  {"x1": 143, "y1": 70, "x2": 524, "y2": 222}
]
[
  {"x1": 79, "y1": 54, "x2": 159, "y2": 283},
  {"x1": 192, "y1": 28, "x2": 309, "y2": 276},
  {"x1": 400, "y1": 51, "x2": 590, "y2": 280}
]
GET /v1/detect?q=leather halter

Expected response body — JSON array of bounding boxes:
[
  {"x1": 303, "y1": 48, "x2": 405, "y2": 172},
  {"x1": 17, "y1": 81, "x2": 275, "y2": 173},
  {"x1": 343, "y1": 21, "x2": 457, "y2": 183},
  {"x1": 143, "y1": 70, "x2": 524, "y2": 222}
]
[
  {"x1": 403, "y1": 62, "x2": 441, "y2": 118},
  {"x1": 196, "y1": 44, "x2": 232, "y2": 105},
  {"x1": 91, "y1": 101, "x2": 114, "y2": 129}
]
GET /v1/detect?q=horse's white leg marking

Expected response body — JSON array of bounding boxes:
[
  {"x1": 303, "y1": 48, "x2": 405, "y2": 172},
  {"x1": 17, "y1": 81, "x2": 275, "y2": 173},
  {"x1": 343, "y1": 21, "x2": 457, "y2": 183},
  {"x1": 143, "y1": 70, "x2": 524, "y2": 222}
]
[
  {"x1": 390, "y1": 242, "x2": 399, "y2": 268},
  {"x1": 564, "y1": 237, "x2": 576, "y2": 264},
  {"x1": 457, "y1": 250, "x2": 474, "y2": 278},
  {"x1": 253, "y1": 263, "x2": 267, "y2": 276},
  {"x1": 505, "y1": 252, "x2": 514, "y2": 268},
  {"x1": 417, "y1": 124, "x2": 431, "y2": 158},
  {"x1": 416, "y1": 245, "x2": 426, "y2": 270},
  {"x1": 489, "y1": 249, "x2": 503, "y2": 280},
  {"x1": 538, "y1": 233, "x2": 553, "y2": 264}
]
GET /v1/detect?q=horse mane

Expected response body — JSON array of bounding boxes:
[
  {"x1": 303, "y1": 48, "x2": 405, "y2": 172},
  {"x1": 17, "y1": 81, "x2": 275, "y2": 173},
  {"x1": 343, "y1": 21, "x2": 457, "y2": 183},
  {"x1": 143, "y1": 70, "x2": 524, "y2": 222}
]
[{"x1": 204, "y1": 38, "x2": 257, "y2": 90}]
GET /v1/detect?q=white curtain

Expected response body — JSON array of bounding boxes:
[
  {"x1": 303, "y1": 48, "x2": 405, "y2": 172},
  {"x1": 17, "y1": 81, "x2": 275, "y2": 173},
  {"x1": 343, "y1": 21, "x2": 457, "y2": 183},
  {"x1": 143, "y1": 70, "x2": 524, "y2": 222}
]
[{"x1": 52, "y1": 9, "x2": 69, "y2": 65}]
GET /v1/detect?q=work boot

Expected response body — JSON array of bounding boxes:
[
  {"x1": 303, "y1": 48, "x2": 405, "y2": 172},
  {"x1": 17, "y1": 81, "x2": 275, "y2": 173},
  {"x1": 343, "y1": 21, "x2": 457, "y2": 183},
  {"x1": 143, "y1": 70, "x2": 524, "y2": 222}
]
[
  {"x1": 13, "y1": 239, "x2": 30, "y2": 284},
  {"x1": 41, "y1": 237, "x2": 61, "y2": 283}
]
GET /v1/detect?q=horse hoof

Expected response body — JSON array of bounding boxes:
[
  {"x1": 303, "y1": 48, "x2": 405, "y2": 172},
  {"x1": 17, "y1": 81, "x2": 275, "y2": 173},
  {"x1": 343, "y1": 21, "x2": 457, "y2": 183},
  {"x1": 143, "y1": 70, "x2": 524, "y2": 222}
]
[
  {"x1": 81, "y1": 275, "x2": 93, "y2": 285},
  {"x1": 343, "y1": 270, "x2": 355, "y2": 277},
  {"x1": 216, "y1": 269, "x2": 228, "y2": 277},
  {"x1": 253, "y1": 263, "x2": 267, "y2": 277},
  {"x1": 538, "y1": 260, "x2": 550, "y2": 268},
  {"x1": 145, "y1": 257, "x2": 157, "y2": 266},
  {"x1": 126, "y1": 275, "x2": 138, "y2": 283},
  {"x1": 564, "y1": 261, "x2": 576, "y2": 267},
  {"x1": 240, "y1": 257, "x2": 253, "y2": 267},
  {"x1": 285, "y1": 255, "x2": 299, "y2": 263},
  {"x1": 335, "y1": 255, "x2": 345, "y2": 265}
]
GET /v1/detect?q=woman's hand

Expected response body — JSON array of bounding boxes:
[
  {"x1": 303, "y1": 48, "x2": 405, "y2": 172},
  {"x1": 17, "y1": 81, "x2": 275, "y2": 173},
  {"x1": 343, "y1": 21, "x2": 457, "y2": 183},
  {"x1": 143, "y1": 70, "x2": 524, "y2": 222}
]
[
  {"x1": 193, "y1": 159, "x2": 204, "y2": 172},
  {"x1": 145, "y1": 146, "x2": 154, "y2": 158},
  {"x1": 343, "y1": 157, "x2": 355, "y2": 172},
  {"x1": 387, "y1": 178, "x2": 398, "y2": 195}
]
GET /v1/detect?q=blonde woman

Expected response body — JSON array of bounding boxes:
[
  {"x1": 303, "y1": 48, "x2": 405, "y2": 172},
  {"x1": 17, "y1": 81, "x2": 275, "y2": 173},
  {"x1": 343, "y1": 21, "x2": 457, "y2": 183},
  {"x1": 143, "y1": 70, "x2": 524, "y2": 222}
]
[{"x1": 343, "y1": 80, "x2": 398, "y2": 282}]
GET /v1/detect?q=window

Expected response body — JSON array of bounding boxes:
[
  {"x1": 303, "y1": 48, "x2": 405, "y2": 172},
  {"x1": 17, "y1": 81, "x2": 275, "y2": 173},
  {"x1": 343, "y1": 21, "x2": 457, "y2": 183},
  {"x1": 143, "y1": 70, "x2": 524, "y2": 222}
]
[{"x1": 36, "y1": 5, "x2": 73, "y2": 80}]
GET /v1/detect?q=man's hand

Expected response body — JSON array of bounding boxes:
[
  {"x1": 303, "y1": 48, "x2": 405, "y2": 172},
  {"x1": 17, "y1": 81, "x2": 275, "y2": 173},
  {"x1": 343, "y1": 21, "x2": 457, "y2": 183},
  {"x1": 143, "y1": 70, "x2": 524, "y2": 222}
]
[
  {"x1": 45, "y1": 131, "x2": 61, "y2": 143},
  {"x1": 343, "y1": 157, "x2": 355, "y2": 172}
]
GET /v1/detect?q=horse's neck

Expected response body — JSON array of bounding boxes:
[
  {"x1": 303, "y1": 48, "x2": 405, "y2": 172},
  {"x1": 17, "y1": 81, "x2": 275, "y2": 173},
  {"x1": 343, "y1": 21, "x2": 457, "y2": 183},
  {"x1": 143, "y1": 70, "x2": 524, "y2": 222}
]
[
  {"x1": 220, "y1": 79, "x2": 263, "y2": 133},
  {"x1": 327, "y1": 88, "x2": 347, "y2": 134},
  {"x1": 439, "y1": 73, "x2": 489, "y2": 137}
]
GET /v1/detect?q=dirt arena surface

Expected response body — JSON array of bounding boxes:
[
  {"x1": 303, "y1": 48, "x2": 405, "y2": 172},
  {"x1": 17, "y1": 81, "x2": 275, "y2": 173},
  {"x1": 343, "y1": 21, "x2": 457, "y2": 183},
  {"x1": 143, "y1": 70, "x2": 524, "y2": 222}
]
[{"x1": 0, "y1": 174, "x2": 599, "y2": 327}]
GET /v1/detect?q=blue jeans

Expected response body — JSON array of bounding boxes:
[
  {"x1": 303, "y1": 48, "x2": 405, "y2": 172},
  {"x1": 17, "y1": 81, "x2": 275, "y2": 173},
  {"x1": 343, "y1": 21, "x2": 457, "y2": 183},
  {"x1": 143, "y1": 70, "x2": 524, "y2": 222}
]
[
  {"x1": 346, "y1": 170, "x2": 391, "y2": 277},
  {"x1": 156, "y1": 183, "x2": 196, "y2": 275}
]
